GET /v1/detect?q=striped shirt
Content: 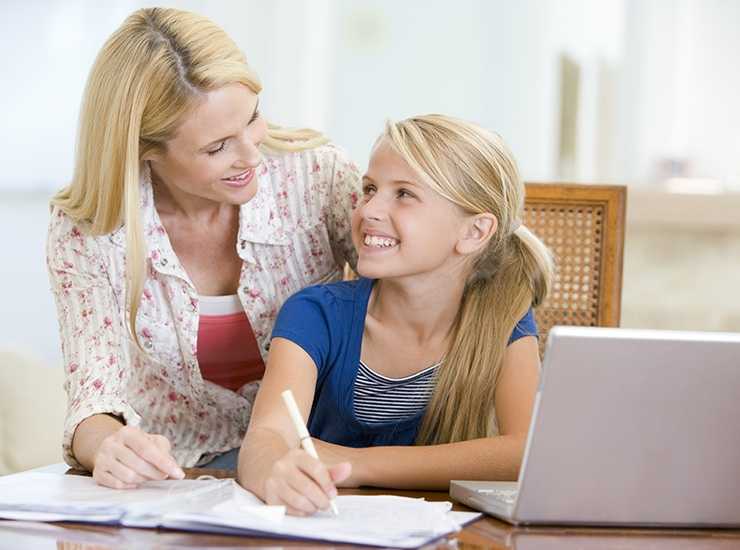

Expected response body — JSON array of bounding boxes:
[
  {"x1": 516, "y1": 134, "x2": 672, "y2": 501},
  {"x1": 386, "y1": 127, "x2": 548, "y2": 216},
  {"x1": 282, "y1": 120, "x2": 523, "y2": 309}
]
[{"x1": 353, "y1": 360, "x2": 441, "y2": 424}]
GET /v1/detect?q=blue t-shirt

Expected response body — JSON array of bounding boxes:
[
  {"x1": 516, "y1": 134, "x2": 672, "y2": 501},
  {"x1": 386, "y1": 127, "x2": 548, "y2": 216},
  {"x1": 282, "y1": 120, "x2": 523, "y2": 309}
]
[{"x1": 271, "y1": 277, "x2": 537, "y2": 448}]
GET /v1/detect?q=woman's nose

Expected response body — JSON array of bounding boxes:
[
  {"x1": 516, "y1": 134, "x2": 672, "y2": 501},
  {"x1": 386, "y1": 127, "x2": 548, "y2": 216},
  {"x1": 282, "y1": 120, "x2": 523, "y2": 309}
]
[{"x1": 235, "y1": 131, "x2": 263, "y2": 166}]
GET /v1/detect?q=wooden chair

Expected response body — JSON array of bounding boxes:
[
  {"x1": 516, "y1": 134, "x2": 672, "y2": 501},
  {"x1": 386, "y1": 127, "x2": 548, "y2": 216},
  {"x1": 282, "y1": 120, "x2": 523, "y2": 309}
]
[{"x1": 523, "y1": 183, "x2": 627, "y2": 357}]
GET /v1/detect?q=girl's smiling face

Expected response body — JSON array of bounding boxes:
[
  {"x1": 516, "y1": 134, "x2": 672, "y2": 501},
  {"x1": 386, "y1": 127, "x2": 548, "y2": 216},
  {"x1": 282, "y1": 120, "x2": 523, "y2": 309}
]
[{"x1": 352, "y1": 139, "x2": 473, "y2": 282}]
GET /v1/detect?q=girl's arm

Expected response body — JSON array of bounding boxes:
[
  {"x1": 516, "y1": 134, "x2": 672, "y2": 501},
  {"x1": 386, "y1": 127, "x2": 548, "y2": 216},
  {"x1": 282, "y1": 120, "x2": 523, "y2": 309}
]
[
  {"x1": 315, "y1": 336, "x2": 540, "y2": 489},
  {"x1": 238, "y1": 337, "x2": 351, "y2": 515}
]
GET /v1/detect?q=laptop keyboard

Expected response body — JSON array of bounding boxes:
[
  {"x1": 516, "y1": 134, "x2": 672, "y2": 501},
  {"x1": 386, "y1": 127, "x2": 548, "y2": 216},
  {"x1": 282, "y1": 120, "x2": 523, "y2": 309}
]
[{"x1": 476, "y1": 488, "x2": 518, "y2": 505}]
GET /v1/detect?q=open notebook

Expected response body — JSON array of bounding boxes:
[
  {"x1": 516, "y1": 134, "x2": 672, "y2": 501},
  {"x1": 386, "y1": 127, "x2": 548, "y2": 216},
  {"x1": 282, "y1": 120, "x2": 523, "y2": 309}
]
[{"x1": 0, "y1": 472, "x2": 479, "y2": 548}]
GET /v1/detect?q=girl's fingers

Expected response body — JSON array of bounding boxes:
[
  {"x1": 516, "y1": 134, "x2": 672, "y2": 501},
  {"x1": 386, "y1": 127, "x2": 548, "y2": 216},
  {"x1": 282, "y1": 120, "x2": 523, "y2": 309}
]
[
  {"x1": 286, "y1": 466, "x2": 331, "y2": 511},
  {"x1": 266, "y1": 450, "x2": 340, "y2": 514},
  {"x1": 265, "y1": 476, "x2": 315, "y2": 515},
  {"x1": 328, "y1": 461, "x2": 352, "y2": 485},
  {"x1": 295, "y1": 452, "x2": 338, "y2": 500}
]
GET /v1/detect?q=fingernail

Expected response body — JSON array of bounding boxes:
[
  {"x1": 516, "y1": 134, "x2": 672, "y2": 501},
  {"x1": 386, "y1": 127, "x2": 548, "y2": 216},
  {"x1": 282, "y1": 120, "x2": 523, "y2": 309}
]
[
  {"x1": 171, "y1": 468, "x2": 185, "y2": 479},
  {"x1": 328, "y1": 487, "x2": 338, "y2": 498}
]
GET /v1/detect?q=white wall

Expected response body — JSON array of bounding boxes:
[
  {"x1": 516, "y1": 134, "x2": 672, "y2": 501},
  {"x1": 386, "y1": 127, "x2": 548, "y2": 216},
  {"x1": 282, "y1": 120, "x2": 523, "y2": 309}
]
[
  {"x1": 3, "y1": 0, "x2": 740, "y2": 190},
  {"x1": 620, "y1": 0, "x2": 740, "y2": 188},
  {"x1": 0, "y1": 0, "x2": 627, "y2": 190},
  {"x1": 0, "y1": 193, "x2": 61, "y2": 367},
  {"x1": 326, "y1": 1, "x2": 555, "y2": 177}
]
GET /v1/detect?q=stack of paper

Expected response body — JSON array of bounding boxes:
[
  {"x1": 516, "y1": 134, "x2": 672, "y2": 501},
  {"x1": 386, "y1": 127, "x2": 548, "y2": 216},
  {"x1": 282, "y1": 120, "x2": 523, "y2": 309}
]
[{"x1": 0, "y1": 472, "x2": 479, "y2": 547}]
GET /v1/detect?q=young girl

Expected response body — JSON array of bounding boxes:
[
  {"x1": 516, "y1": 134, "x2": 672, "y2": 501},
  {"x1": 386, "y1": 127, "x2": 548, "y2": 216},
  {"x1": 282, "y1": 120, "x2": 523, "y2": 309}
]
[{"x1": 239, "y1": 115, "x2": 553, "y2": 515}]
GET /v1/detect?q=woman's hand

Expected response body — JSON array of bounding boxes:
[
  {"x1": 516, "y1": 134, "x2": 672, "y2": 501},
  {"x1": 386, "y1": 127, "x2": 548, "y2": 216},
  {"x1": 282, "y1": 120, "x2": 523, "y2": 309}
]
[
  {"x1": 263, "y1": 448, "x2": 351, "y2": 516},
  {"x1": 92, "y1": 425, "x2": 185, "y2": 489}
]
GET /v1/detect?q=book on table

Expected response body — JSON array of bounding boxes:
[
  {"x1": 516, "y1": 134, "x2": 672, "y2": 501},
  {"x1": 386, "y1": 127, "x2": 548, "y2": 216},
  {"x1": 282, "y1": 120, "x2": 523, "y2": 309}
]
[{"x1": 0, "y1": 471, "x2": 479, "y2": 548}]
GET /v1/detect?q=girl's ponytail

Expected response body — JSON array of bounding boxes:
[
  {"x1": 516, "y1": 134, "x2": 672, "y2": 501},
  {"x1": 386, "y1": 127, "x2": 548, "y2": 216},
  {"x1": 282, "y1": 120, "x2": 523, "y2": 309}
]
[{"x1": 416, "y1": 224, "x2": 552, "y2": 444}]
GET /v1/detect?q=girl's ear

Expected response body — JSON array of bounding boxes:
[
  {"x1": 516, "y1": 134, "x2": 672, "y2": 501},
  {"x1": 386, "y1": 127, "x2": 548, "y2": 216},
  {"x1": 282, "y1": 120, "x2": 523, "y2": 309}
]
[{"x1": 456, "y1": 213, "x2": 498, "y2": 256}]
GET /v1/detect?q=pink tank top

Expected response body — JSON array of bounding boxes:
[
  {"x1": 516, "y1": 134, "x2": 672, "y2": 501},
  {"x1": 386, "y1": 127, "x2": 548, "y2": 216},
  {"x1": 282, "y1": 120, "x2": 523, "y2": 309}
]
[{"x1": 197, "y1": 295, "x2": 265, "y2": 391}]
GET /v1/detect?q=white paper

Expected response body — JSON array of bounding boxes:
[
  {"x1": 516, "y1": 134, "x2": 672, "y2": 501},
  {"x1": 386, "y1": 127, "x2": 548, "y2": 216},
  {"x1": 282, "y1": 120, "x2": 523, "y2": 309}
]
[
  {"x1": 0, "y1": 472, "x2": 477, "y2": 548},
  {"x1": 166, "y1": 495, "x2": 460, "y2": 547}
]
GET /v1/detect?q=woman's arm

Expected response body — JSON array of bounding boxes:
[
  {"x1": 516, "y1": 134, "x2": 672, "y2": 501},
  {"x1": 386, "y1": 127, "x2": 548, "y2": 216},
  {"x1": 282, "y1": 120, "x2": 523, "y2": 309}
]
[
  {"x1": 316, "y1": 336, "x2": 540, "y2": 489},
  {"x1": 239, "y1": 337, "x2": 350, "y2": 515},
  {"x1": 71, "y1": 414, "x2": 125, "y2": 471},
  {"x1": 47, "y1": 211, "x2": 182, "y2": 486}
]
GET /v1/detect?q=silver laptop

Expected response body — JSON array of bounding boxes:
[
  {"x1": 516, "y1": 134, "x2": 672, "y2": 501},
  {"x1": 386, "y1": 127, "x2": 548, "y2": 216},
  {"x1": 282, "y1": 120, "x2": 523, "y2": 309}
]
[{"x1": 450, "y1": 325, "x2": 740, "y2": 527}]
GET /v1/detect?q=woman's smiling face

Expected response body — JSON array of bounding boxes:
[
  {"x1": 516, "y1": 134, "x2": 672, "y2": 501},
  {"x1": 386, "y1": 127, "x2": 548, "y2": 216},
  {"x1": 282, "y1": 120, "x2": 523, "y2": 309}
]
[{"x1": 146, "y1": 83, "x2": 267, "y2": 207}]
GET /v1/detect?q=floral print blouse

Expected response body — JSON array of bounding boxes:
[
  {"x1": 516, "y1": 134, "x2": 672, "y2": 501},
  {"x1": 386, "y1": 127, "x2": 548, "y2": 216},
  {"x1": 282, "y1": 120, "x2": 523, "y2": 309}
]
[{"x1": 47, "y1": 144, "x2": 360, "y2": 468}]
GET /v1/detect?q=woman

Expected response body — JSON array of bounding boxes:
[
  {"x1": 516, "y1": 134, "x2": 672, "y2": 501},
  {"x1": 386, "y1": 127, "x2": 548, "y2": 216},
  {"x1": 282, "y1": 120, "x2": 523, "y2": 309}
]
[{"x1": 47, "y1": 7, "x2": 359, "y2": 488}]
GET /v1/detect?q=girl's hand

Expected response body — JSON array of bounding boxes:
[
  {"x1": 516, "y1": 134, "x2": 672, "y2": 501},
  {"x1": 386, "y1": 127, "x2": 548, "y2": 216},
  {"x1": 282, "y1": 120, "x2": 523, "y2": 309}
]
[
  {"x1": 313, "y1": 438, "x2": 361, "y2": 488},
  {"x1": 263, "y1": 448, "x2": 351, "y2": 516},
  {"x1": 92, "y1": 426, "x2": 185, "y2": 489}
]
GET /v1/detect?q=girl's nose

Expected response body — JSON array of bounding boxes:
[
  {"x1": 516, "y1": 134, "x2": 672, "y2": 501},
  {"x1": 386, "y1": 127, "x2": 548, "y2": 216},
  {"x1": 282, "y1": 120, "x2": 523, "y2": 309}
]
[{"x1": 361, "y1": 195, "x2": 386, "y2": 222}]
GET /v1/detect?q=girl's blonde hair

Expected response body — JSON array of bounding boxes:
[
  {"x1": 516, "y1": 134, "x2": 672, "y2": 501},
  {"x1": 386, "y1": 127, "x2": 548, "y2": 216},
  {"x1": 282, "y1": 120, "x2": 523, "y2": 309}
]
[
  {"x1": 382, "y1": 114, "x2": 554, "y2": 445},
  {"x1": 51, "y1": 7, "x2": 327, "y2": 346}
]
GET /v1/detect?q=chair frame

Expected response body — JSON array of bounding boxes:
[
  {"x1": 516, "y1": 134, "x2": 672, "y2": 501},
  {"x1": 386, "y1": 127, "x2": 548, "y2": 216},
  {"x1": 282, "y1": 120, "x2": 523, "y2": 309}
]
[{"x1": 524, "y1": 182, "x2": 627, "y2": 334}]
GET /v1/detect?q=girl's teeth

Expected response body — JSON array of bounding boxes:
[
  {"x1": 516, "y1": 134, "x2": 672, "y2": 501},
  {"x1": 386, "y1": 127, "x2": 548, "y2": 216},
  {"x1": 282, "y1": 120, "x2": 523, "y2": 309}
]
[{"x1": 364, "y1": 234, "x2": 398, "y2": 248}]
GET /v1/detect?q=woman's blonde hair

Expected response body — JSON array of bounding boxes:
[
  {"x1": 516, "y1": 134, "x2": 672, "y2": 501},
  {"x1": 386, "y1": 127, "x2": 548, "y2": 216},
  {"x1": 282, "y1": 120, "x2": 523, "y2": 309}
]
[
  {"x1": 382, "y1": 114, "x2": 554, "y2": 445},
  {"x1": 51, "y1": 7, "x2": 327, "y2": 346}
]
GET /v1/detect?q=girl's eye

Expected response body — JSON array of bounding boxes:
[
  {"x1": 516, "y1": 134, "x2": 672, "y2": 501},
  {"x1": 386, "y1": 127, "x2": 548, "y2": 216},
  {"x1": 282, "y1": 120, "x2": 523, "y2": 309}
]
[
  {"x1": 362, "y1": 183, "x2": 376, "y2": 196},
  {"x1": 207, "y1": 141, "x2": 226, "y2": 155},
  {"x1": 397, "y1": 188, "x2": 414, "y2": 199},
  {"x1": 249, "y1": 109, "x2": 260, "y2": 124}
]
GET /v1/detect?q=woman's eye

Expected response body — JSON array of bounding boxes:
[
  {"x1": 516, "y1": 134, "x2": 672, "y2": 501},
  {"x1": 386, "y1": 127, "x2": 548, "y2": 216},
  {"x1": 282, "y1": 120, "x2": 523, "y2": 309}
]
[
  {"x1": 249, "y1": 110, "x2": 260, "y2": 124},
  {"x1": 362, "y1": 184, "x2": 376, "y2": 195},
  {"x1": 207, "y1": 141, "x2": 226, "y2": 155},
  {"x1": 397, "y1": 189, "x2": 414, "y2": 199}
]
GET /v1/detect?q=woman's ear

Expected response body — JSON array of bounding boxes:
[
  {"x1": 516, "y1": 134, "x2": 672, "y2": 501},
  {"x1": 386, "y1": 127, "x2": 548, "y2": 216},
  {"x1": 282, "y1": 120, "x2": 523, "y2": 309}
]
[
  {"x1": 141, "y1": 142, "x2": 165, "y2": 163},
  {"x1": 456, "y1": 213, "x2": 498, "y2": 256}
]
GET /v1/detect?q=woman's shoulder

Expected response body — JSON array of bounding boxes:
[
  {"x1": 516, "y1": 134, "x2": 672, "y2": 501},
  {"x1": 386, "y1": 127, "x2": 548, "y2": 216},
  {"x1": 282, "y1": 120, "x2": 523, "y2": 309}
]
[
  {"x1": 263, "y1": 142, "x2": 356, "y2": 176},
  {"x1": 48, "y1": 204, "x2": 90, "y2": 244},
  {"x1": 47, "y1": 204, "x2": 122, "y2": 257}
]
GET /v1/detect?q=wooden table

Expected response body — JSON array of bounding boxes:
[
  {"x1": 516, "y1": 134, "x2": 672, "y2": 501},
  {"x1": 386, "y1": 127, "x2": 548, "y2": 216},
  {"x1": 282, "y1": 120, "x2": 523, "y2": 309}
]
[{"x1": 1, "y1": 468, "x2": 738, "y2": 549}]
